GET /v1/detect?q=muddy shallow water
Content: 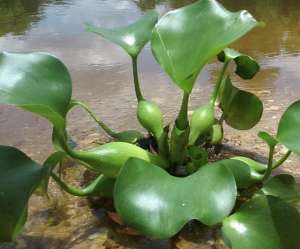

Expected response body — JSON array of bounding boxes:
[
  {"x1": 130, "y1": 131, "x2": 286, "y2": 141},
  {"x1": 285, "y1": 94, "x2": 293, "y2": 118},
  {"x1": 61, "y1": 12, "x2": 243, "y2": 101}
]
[{"x1": 1, "y1": 0, "x2": 300, "y2": 248}]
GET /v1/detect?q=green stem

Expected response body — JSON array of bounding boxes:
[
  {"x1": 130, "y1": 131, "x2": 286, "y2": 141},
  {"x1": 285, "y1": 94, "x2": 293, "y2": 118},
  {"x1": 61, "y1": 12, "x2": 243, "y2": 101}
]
[
  {"x1": 210, "y1": 60, "x2": 230, "y2": 106},
  {"x1": 70, "y1": 100, "x2": 117, "y2": 138},
  {"x1": 132, "y1": 56, "x2": 144, "y2": 102},
  {"x1": 262, "y1": 146, "x2": 275, "y2": 183},
  {"x1": 51, "y1": 173, "x2": 111, "y2": 197},
  {"x1": 176, "y1": 91, "x2": 190, "y2": 130},
  {"x1": 272, "y1": 150, "x2": 292, "y2": 169}
]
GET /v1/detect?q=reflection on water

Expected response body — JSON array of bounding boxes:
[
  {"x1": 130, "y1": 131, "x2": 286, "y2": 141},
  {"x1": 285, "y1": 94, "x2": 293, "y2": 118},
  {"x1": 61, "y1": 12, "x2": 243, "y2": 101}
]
[{"x1": 0, "y1": 0, "x2": 68, "y2": 36}]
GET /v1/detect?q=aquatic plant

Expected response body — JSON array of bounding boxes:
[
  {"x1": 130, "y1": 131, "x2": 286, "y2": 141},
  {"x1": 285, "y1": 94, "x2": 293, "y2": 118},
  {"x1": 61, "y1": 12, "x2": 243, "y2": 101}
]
[{"x1": 0, "y1": 0, "x2": 299, "y2": 248}]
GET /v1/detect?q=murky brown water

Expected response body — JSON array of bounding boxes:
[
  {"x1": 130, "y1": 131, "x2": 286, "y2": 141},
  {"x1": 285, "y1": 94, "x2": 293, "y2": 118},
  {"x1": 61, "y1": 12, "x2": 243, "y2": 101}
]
[{"x1": 1, "y1": 0, "x2": 300, "y2": 248}]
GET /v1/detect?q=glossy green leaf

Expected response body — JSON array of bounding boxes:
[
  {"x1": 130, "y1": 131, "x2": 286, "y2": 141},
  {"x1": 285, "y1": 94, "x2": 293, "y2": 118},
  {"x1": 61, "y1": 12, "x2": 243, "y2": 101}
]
[
  {"x1": 72, "y1": 142, "x2": 169, "y2": 178},
  {"x1": 218, "y1": 48, "x2": 260, "y2": 79},
  {"x1": 260, "y1": 174, "x2": 300, "y2": 202},
  {"x1": 231, "y1": 156, "x2": 267, "y2": 173},
  {"x1": 219, "y1": 77, "x2": 263, "y2": 130},
  {"x1": 277, "y1": 100, "x2": 300, "y2": 154},
  {"x1": 223, "y1": 159, "x2": 263, "y2": 188},
  {"x1": 222, "y1": 195, "x2": 300, "y2": 249},
  {"x1": 114, "y1": 158, "x2": 237, "y2": 239},
  {"x1": 0, "y1": 52, "x2": 72, "y2": 129},
  {"x1": 0, "y1": 146, "x2": 63, "y2": 242},
  {"x1": 85, "y1": 10, "x2": 158, "y2": 57},
  {"x1": 151, "y1": 0, "x2": 260, "y2": 93}
]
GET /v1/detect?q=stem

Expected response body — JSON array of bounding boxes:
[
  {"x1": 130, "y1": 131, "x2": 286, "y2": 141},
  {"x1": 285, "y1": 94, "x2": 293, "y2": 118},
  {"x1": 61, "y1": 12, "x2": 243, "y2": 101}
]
[
  {"x1": 132, "y1": 56, "x2": 144, "y2": 102},
  {"x1": 176, "y1": 91, "x2": 190, "y2": 130},
  {"x1": 262, "y1": 146, "x2": 275, "y2": 183},
  {"x1": 51, "y1": 173, "x2": 108, "y2": 197},
  {"x1": 272, "y1": 150, "x2": 292, "y2": 169},
  {"x1": 210, "y1": 60, "x2": 230, "y2": 106},
  {"x1": 70, "y1": 100, "x2": 117, "y2": 138}
]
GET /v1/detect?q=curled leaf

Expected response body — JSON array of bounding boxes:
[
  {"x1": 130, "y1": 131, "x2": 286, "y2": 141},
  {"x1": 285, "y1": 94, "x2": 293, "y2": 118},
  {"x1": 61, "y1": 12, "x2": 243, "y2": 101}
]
[
  {"x1": 218, "y1": 48, "x2": 260, "y2": 79},
  {"x1": 85, "y1": 10, "x2": 158, "y2": 57}
]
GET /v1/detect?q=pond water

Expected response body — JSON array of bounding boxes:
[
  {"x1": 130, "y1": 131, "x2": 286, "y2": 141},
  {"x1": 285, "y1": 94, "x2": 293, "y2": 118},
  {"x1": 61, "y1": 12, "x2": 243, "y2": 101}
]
[{"x1": 0, "y1": 0, "x2": 300, "y2": 248}]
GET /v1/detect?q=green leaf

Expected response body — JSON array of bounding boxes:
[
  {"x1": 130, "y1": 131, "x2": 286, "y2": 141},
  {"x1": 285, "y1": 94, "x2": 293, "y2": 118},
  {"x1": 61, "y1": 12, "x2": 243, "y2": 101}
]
[
  {"x1": 0, "y1": 52, "x2": 72, "y2": 129},
  {"x1": 277, "y1": 100, "x2": 300, "y2": 154},
  {"x1": 260, "y1": 174, "x2": 300, "y2": 202},
  {"x1": 85, "y1": 10, "x2": 158, "y2": 57},
  {"x1": 219, "y1": 76, "x2": 263, "y2": 130},
  {"x1": 222, "y1": 195, "x2": 300, "y2": 249},
  {"x1": 231, "y1": 156, "x2": 267, "y2": 173},
  {"x1": 223, "y1": 159, "x2": 263, "y2": 188},
  {"x1": 151, "y1": 0, "x2": 260, "y2": 93},
  {"x1": 218, "y1": 48, "x2": 260, "y2": 79},
  {"x1": 114, "y1": 158, "x2": 237, "y2": 239},
  {"x1": 0, "y1": 146, "x2": 63, "y2": 242}
]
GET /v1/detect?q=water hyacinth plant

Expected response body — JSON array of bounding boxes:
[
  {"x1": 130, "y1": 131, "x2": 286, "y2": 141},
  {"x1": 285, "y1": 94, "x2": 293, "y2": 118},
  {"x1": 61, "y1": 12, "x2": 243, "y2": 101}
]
[{"x1": 1, "y1": 0, "x2": 300, "y2": 248}]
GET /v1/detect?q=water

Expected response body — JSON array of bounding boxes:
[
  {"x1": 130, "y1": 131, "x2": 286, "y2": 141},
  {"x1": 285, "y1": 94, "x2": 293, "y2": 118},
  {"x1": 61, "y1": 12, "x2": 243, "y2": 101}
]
[{"x1": 0, "y1": 0, "x2": 300, "y2": 248}]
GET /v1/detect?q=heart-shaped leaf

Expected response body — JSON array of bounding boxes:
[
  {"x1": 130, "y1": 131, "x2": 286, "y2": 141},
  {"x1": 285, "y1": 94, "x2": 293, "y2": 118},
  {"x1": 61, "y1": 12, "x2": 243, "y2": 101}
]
[
  {"x1": 0, "y1": 146, "x2": 64, "y2": 242},
  {"x1": 114, "y1": 158, "x2": 237, "y2": 239},
  {"x1": 222, "y1": 195, "x2": 300, "y2": 249},
  {"x1": 259, "y1": 174, "x2": 300, "y2": 202},
  {"x1": 0, "y1": 52, "x2": 72, "y2": 129},
  {"x1": 151, "y1": 0, "x2": 260, "y2": 93},
  {"x1": 85, "y1": 10, "x2": 158, "y2": 57},
  {"x1": 219, "y1": 76, "x2": 263, "y2": 130},
  {"x1": 218, "y1": 48, "x2": 260, "y2": 79},
  {"x1": 277, "y1": 100, "x2": 300, "y2": 154}
]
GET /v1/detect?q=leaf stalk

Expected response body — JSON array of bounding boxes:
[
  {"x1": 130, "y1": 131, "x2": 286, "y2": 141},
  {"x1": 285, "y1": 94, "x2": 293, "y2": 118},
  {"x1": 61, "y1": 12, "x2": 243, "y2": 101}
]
[
  {"x1": 176, "y1": 91, "x2": 190, "y2": 130},
  {"x1": 210, "y1": 59, "x2": 230, "y2": 106},
  {"x1": 132, "y1": 56, "x2": 144, "y2": 102}
]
